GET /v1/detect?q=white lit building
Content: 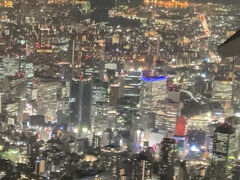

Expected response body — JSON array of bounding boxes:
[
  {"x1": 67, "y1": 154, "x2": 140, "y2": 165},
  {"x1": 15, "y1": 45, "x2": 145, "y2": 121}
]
[{"x1": 141, "y1": 75, "x2": 167, "y2": 111}]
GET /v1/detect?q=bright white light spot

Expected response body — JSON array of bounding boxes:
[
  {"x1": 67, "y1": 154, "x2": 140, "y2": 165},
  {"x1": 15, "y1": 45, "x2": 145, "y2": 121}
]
[
  {"x1": 235, "y1": 112, "x2": 240, "y2": 117},
  {"x1": 190, "y1": 145, "x2": 200, "y2": 152},
  {"x1": 73, "y1": 128, "x2": 78, "y2": 134},
  {"x1": 82, "y1": 127, "x2": 88, "y2": 133}
]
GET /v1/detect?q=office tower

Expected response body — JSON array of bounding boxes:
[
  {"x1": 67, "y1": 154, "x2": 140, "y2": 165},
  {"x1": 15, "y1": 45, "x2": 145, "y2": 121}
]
[
  {"x1": 117, "y1": 70, "x2": 141, "y2": 130},
  {"x1": 35, "y1": 80, "x2": 60, "y2": 122},
  {"x1": 174, "y1": 160, "x2": 189, "y2": 180},
  {"x1": 212, "y1": 77, "x2": 233, "y2": 117},
  {"x1": 92, "y1": 135, "x2": 101, "y2": 148},
  {"x1": 35, "y1": 157, "x2": 46, "y2": 176},
  {"x1": 115, "y1": 71, "x2": 142, "y2": 151},
  {"x1": 56, "y1": 81, "x2": 70, "y2": 124},
  {"x1": 17, "y1": 39, "x2": 26, "y2": 72},
  {"x1": 141, "y1": 72, "x2": 167, "y2": 130},
  {"x1": 92, "y1": 81, "x2": 108, "y2": 103},
  {"x1": 141, "y1": 73, "x2": 167, "y2": 111},
  {"x1": 82, "y1": 58, "x2": 104, "y2": 81},
  {"x1": 70, "y1": 79, "x2": 92, "y2": 134},
  {"x1": 225, "y1": 116, "x2": 240, "y2": 157},
  {"x1": 212, "y1": 63, "x2": 232, "y2": 98},
  {"x1": 210, "y1": 122, "x2": 237, "y2": 179},
  {"x1": 131, "y1": 153, "x2": 152, "y2": 180},
  {"x1": 121, "y1": 71, "x2": 141, "y2": 99},
  {"x1": 159, "y1": 138, "x2": 175, "y2": 180},
  {"x1": 161, "y1": 101, "x2": 179, "y2": 132},
  {"x1": 81, "y1": 58, "x2": 108, "y2": 133},
  {"x1": 92, "y1": 81, "x2": 109, "y2": 133},
  {"x1": 109, "y1": 83, "x2": 121, "y2": 106},
  {"x1": 212, "y1": 123, "x2": 235, "y2": 162}
]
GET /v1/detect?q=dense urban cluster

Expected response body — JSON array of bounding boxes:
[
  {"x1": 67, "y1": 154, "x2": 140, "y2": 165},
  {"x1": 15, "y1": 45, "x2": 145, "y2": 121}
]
[{"x1": 0, "y1": 0, "x2": 240, "y2": 179}]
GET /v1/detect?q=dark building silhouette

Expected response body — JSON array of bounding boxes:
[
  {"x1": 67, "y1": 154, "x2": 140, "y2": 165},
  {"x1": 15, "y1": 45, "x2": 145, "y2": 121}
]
[
  {"x1": 70, "y1": 79, "x2": 92, "y2": 131},
  {"x1": 212, "y1": 123, "x2": 235, "y2": 162}
]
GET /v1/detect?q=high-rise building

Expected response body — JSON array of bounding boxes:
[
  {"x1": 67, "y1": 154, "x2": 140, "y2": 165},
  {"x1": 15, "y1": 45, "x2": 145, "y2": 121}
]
[
  {"x1": 35, "y1": 157, "x2": 46, "y2": 176},
  {"x1": 120, "y1": 71, "x2": 141, "y2": 96},
  {"x1": 56, "y1": 81, "x2": 71, "y2": 124},
  {"x1": 70, "y1": 78, "x2": 92, "y2": 134},
  {"x1": 118, "y1": 71, "x2": 142, "y2": 130},
  {"x1": 92, "y1": 81, "x2": 109, "y2": 134},
  {"x1": 109, "y1": 83, "x2": 121, "y2": 106},
  {"x1": 225, "y1": 116, "x2": 240, "y2": 157},
  {"x1": 212, "y1": 79, "x2": 233, "y2": 117},
  {"x1": 131, "y1": 153, "x2": 152, "y2": 180},
  {"x1": 82, "y1": 58, "x2": 104, "y2": 81},
  {"x1": 159, "y1": 138, "x2": 175, "y2": 180},
  {"x1": 212, "y1": 123, "x2": 235, "y2": 162},
  {"x1": 141, "y1": 73, "x2": 167, "y2": 130},
  {"x1": 116, "y1": 71, "x2": 142, "y2": 151},
  {"x1": 35, "y1": 80, "x2": 61, "y2": 122},
  {"x1": 141, "y1": 75, "x2": 167, "y2": 110}
]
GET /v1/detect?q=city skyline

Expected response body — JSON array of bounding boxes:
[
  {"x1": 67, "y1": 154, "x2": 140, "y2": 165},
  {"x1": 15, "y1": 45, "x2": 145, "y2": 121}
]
[{"x1": 0, "y1": 0, "x2": 239, "y2": 179}]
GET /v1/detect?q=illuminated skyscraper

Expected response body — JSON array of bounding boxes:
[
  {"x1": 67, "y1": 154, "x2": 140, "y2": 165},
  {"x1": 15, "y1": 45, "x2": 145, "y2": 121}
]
[
  {"x1": 142, "y1": 72, "x2": 167, "y2": 112},
  {"x1": 35, "y1": 80, "x2": 61, "y2": 122},
  {"x1": 212, "y1": 123, "x2": 235, "y2": 162},
  {"x1": 92, "y1": 81, "x2": 109, "y2": 133},
  {"x1": 159, "y1": 138, "x2": 175, "y2": 180},
  {"x1": 70, "y1": 79, "x2": 92, "y2": 134},
  {"x1": 141, "y1": 74, "x2": 167, "y2": 130},
  {"x1": 141, "y1": 75, "x2": 167, "y2": 112},
  {"x1": 118, "y1": 70, "x2": 142, "y2": 130},
  {"x1": 130, "y1": 152, "x2": 152, "y2": 180}
]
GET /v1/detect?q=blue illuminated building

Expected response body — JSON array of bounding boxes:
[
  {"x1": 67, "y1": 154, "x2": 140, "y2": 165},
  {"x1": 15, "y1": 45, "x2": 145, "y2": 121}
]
[{"x1": 141, "y1": 76, "x2": 167, "y2": 82}]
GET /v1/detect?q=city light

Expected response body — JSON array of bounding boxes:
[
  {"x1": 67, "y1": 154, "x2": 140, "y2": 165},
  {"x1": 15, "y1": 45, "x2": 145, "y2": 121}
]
[
  {"x1": 82, "y1": 127, "x2": 88, "y2": 133},
  {"x1": 0, "y1": 0, "x2": 239, "y2": 179},
  {"x1": 190, "y1": 145, "x2": 200, "y2": 152},
  {"x1": 73, "y1": 128, "x2": 78, "y2": 134},
  {"x1": 141, "y1": 76, "x2": 167, "y2": 82}
]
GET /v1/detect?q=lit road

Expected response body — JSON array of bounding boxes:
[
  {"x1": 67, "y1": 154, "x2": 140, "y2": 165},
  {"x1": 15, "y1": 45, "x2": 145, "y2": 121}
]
[{"x1": 198, "y1": 14, "x2": 210, "y2": 36}]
